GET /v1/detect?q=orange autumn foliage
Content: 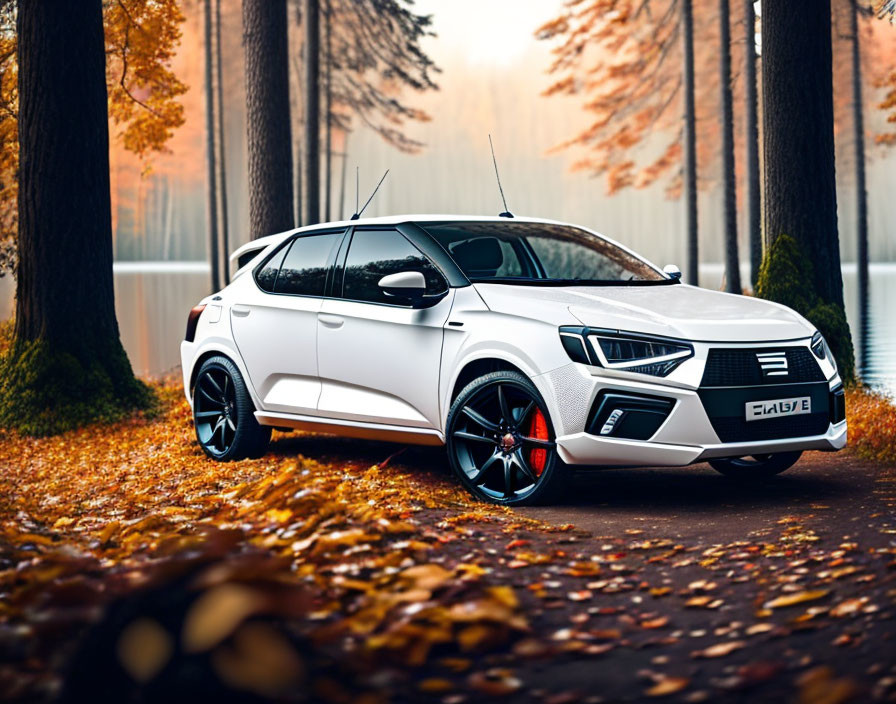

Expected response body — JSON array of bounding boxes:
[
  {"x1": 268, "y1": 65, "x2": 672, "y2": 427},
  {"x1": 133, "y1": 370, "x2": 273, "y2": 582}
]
[{"x1": 845, "y1": 386, "x2": 896, "y2": 463}]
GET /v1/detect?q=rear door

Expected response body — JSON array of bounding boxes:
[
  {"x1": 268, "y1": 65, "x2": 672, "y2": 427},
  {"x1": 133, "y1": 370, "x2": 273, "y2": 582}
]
[
  {"x1": 316, "y1": 227, "x2": 454, "y2": 429},
  {"x1": 230, "y1": 229, "x2": 345, "y2": 414}
]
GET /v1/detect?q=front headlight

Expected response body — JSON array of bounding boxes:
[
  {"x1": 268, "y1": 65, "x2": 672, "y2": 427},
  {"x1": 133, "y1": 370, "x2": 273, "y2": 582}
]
[
  {"x1": 811, "y1": 331, "x2": 837, "y2": 370},
  {"x1": 559, "y1": 327, "x2": 694, "y2": 377}
]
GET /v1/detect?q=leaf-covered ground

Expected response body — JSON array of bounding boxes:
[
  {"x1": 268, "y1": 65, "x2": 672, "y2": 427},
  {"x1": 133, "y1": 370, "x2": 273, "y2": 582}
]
[{"x1": 0, "y1": 383, "x2": 894, "y2": 703}]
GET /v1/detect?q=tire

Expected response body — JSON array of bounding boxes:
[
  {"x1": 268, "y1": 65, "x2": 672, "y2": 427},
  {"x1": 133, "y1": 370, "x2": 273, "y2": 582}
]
[
  {"x1": 708, "y1": 451, "x2": 802, "y2": 479},
  {"x1": 192, "y1": 355, "x2": 271, "y2": 461},
  {"x1": 446, "y1": 370, "x2": 568, "y2": 506}
]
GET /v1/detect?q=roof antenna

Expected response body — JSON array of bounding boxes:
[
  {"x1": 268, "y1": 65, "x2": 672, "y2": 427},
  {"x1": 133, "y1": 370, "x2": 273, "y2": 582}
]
[
  {"x1": 351, "y1": 169, "x2": 389, "y2": 220},
  {"x1": 489, "y1": 134, "x2": 513, "y2": 218}
]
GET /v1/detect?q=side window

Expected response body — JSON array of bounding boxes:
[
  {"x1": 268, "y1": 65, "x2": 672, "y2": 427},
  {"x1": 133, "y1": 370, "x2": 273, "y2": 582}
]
[
  {"x1": 274, "y1": 232, "x2": 342, "y2": 296},
  {"x1": 342, "y1": 229, "x2": 448, "y2": 305},
  {"x1": 255, "y1": 245, "x2": 289, "y2": 292}
]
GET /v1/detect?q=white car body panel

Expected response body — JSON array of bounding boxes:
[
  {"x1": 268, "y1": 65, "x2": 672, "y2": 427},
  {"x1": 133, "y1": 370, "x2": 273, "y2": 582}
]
[{"x1": 182, "y1": 214, "x2": 846, "y2": 468}]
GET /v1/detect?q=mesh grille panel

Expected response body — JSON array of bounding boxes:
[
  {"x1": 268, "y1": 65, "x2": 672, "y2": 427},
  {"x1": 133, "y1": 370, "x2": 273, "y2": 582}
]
[{"x1": 701, "y1": 347, "x2": 824, "y2": 387}]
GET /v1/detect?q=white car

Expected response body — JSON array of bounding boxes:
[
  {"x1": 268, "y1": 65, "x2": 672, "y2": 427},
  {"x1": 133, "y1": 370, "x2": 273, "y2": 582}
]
[{"x1": 182, "y1": 215, "x2": 846, "y2": 505}]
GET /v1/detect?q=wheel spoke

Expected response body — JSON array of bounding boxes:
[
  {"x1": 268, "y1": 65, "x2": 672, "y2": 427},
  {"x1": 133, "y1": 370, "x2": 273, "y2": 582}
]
[
  {"x1": 225, "y1": 416, "x2": 236, "y2": 432},
  {"x1": 503, "y1": 457, "x2": 514, "y2": 497},
  {"x1": 461, "y1": 406, "x2": 499, "y2": 433},
  {"x1": 453, "y1": 430, "x2": 494, "y2": 444},
  {"x1": 198, "y1": 386, "x2": 224, "y2": 406},
  {"x1": 204, "y1": 372, "x2": 225, "y2": 399},
  {"x1": 195, "y1": 410, "x2": 220, "y2": 420},
  {"x1": 222, "y1": 373, "x2": 230, "y2": 401},
  {"x1": 512, "y1": 450, "x2": 538, "y2": 484},
  {"x1": 514, "y1": 400, "x2": 535, "y2": 426},
  {"x1": 497, "y1": 384, "x2": 511, "y2": 424},
  {"x1": 212, "y1": 416, "x2": 226, "y2": 449},
  {"x1": 520, "y1": 436, "x2": 555, "y2": 449},
  {"x1": 469, "y1": 450, "x2": 501, "y2": 485}
]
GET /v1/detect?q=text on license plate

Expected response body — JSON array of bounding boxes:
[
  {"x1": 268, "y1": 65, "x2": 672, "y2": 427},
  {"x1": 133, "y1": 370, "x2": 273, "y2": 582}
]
[{"x1": 745, "y1": 396, "x2": 811, "y2": 421}]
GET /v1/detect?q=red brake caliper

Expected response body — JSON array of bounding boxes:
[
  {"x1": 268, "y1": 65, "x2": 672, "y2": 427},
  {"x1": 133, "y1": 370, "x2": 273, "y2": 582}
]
[{"x1": 527, "y1": 408, "x2": 549, "y2": 476}]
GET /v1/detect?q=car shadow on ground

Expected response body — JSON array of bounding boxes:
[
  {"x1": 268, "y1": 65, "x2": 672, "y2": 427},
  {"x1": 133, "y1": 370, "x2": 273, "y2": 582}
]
[{"x1": 265, "y1": 432, "x2": 857, "y2": 517}]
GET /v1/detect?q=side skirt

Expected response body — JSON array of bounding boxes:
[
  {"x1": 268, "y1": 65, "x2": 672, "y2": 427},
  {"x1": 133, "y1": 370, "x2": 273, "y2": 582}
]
[{"x1": 255, "y1": 411, "x2": 446, "y2": 447}]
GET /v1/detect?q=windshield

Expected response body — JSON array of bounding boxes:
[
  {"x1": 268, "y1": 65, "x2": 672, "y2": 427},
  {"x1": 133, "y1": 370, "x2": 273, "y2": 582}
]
[{"x1": 422, "y1": 221, "x2": 670, "y2": 285}]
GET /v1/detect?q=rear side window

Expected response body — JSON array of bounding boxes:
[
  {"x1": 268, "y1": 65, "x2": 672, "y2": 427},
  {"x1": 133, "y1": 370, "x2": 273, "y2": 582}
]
[
  {"x1": 255, "y1": 246, "x2": 288, "y2": 292},
  {"x1": 275, "y1": 232, "x2": 342, "y2": 296},
  {"x1": 342, "y1": 229, "x2": 447, "y2": 305}
]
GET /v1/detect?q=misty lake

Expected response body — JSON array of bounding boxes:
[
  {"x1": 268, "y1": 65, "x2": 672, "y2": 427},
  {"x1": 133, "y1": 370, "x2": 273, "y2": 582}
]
[{"x1": 0, "y1": 263, "x2": 893, "y2": 396}]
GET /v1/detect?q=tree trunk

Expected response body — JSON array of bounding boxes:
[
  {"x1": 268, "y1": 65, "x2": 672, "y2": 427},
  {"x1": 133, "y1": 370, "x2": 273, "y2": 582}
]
[
  {"x1": 849, "y1": 0, "x2": 869, "y2": 374},
  {"x1": 339, "y1": 133, "x2": 349, "y2": 221},
  {"x1": 744, "y1": 0, "x2": 761, "y2": 289},
  {"x1": 6, "y1": 0, "x2": 149, "y2": 435},
  {"x1": 762, "y1": 0, "x2": 844, "y2": 305},
  {"x1": 203, "y1": 0, "x2": 220, "y2": 290},
  {"x1": 214, "y1": 0, "x2": 230, "y2": 282},
  {"x1": 243, "y1": 0, "x2": 294, "y2": 239},
  {"x1": 719, "y1": 0, "x2": 741, "y2": 293},
  {"x1": 324, "y1": 0, "x2": 332, "y2": 222},
  {"x1": 761, "y1": 0, "x2": 854, "y2": 380},
  {"x1": 681, "y1": 0, "x2": 699, "y2": 286},
  {"x1": 303, "y1": 0, "x2": 321, "y2": 226}
]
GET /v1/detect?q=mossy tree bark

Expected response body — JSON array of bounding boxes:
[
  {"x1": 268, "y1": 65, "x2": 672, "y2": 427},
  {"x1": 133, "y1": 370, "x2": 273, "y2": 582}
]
[
  {"x1": 718, "y1": 0, "x2": 741, "y2": 294},
  {"x1": 243, "y1": 0, "x2": 294, "y2": 239},
  {"x1": 744, "y1": 0, "x2": 761, "y2": 290},
  {"x1": 2, "y1": 0, "x2": 151, "y2": 436},
  {"x1": 681, "y1": 0, "x2": 698, "y2": 286},
  {"x1": 759, "y1": 0, "x2": 855, "y2": 381}
]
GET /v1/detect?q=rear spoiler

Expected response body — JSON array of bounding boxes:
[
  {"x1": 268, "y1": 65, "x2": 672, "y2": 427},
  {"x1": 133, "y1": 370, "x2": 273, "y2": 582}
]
[{"x1": 228, "y1": 233, "x2": 288, "y2": 277}]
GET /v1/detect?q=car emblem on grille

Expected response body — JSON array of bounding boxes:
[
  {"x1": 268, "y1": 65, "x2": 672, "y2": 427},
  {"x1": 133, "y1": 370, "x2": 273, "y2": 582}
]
[{"x1": 756, "y1": 351, "x2": 788, "y2": 376}]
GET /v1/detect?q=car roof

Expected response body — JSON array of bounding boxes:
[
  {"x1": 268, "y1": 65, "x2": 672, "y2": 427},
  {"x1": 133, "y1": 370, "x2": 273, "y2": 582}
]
[
  {"x1": 230, "y1": 214, "x2": 583, "y2": 262},
  {"x1": 228, "y1": 214, "x2": 661, "y2": 282}
]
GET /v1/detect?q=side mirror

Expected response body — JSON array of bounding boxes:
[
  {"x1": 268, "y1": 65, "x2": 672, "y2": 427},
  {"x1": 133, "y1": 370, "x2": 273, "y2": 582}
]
[
  {"x1": 378, "y1": 271, "x2": 427, "y2": 303},
  {"x1": 662, "y1": 264, "x2": 682, "y2": 280}
]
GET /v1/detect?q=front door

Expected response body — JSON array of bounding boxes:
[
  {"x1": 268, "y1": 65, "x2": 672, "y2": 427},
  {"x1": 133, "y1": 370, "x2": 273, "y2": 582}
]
[{"x1": 316, "y1": 228, "x2": 453, "y2": 429}]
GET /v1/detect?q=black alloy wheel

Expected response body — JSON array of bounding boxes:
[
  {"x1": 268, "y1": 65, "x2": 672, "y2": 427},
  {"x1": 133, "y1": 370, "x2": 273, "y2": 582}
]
[
  {"x1": 447, "y1": 371, "x2": 567, "y2": 505},
  {"x1": 193, "y1": 355, "x2": 271, "y2": 461}
]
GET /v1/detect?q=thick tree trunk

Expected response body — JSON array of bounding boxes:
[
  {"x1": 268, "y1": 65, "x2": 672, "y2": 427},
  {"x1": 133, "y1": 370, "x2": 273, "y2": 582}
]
[
  {"x1": 243, "y1": 0, "x2": 294, "y2": 239},
  {"x1": 762, "y1": 0, "x2": 844, "y2": 306},
  {"x1": 203, "y1": 0, "x2": 220, "y2": 290},
  {"x1": 744, "y1": 0, "x2": 761, "y2": 289},
  {"x1": 719, "y1": 0, "x2": 741, "y2": 293},
  {"x1": 324, "y1": 0, "x2": 332, "y2": 222},
  {"x1": 849, "y1": 0, "x2": 869, "y2": 373},
  {"x1": 7, "y1": 0, "x2": 148, "y2": 434},
  {"x1": 681, "y1": 0, "x2": 699, "y2": 285},
  {"x1": 303, "y1": 0, "x2": 321, "y2": 225},
  {"x1": 214, "y1": 0, "x2": 230, "y2": 282}
]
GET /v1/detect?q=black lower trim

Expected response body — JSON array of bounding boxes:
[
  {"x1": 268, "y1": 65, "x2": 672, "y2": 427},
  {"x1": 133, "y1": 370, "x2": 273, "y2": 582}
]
[
  {"x1": 829, "y1": 385, "x2": 846, "y2": 424},
  {"x1": 698, "y1": 382, "x2": 830, "y2": 442},
  {"x1": 586, "y1": 391, "x2": 675, "y2": 441}
]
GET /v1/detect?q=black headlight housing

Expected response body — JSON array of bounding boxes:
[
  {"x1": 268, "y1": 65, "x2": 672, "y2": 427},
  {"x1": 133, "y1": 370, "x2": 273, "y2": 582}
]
[
  {"x1": 811, "y1": 330, "x2": 837, "y2": 371},
  {"x1": 559, "y1": 326, "x2": 694, "y2": 377}
]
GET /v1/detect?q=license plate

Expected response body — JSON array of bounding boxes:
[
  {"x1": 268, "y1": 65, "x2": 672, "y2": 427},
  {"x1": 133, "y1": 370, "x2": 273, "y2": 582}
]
[{"x1": 745, "y1": 396, "x2": 811, "y2": 421}]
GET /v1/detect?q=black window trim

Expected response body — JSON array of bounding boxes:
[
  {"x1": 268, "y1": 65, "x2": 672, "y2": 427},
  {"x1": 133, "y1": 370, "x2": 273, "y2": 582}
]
[
  {"x1": 332, "y1": 225, "x2": 453, "y2": 308},
  {"x1": 252, "y1": 227, "x2": 349, "y2": 298}
]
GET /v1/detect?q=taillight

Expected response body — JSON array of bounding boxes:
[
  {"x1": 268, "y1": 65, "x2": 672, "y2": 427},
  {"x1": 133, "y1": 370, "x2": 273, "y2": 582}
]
[{"x1": 185, "y1": 304, "x2": 206, "y2": 342}]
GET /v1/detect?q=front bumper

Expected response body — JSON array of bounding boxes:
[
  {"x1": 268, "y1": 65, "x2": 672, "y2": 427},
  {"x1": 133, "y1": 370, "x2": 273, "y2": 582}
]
[
  {"x1": 539, "y1": 338, "x2": 847, "y2": 467},
  {"x1": 556, "y1": 419, "x2": 846, "y2": 467}
]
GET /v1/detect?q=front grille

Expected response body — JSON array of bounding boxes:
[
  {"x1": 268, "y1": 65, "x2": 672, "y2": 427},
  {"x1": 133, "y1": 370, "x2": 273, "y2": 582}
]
[{"x1": 701, "y1": 347, "x2": 824, "y2": 387}]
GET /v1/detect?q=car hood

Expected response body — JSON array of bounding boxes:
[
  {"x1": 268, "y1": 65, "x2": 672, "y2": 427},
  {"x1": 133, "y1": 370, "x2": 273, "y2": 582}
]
[{"x1": 471, "y1": 283, "x2": 814, "y2": 342}]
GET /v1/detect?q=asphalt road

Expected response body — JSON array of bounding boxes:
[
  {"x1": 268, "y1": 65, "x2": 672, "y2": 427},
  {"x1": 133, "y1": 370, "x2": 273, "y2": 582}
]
[{"x1": 518, "y1": 451, "x2": 880, "y2": 542}]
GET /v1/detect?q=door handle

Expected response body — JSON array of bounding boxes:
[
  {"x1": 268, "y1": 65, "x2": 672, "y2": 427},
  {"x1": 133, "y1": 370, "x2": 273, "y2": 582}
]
[
  {"x1": 231, "y1": 305, "x2": 250, "y2": 317},
  {"x1": 319, "y1": 313, "x2": 344, "y2": 328}
]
